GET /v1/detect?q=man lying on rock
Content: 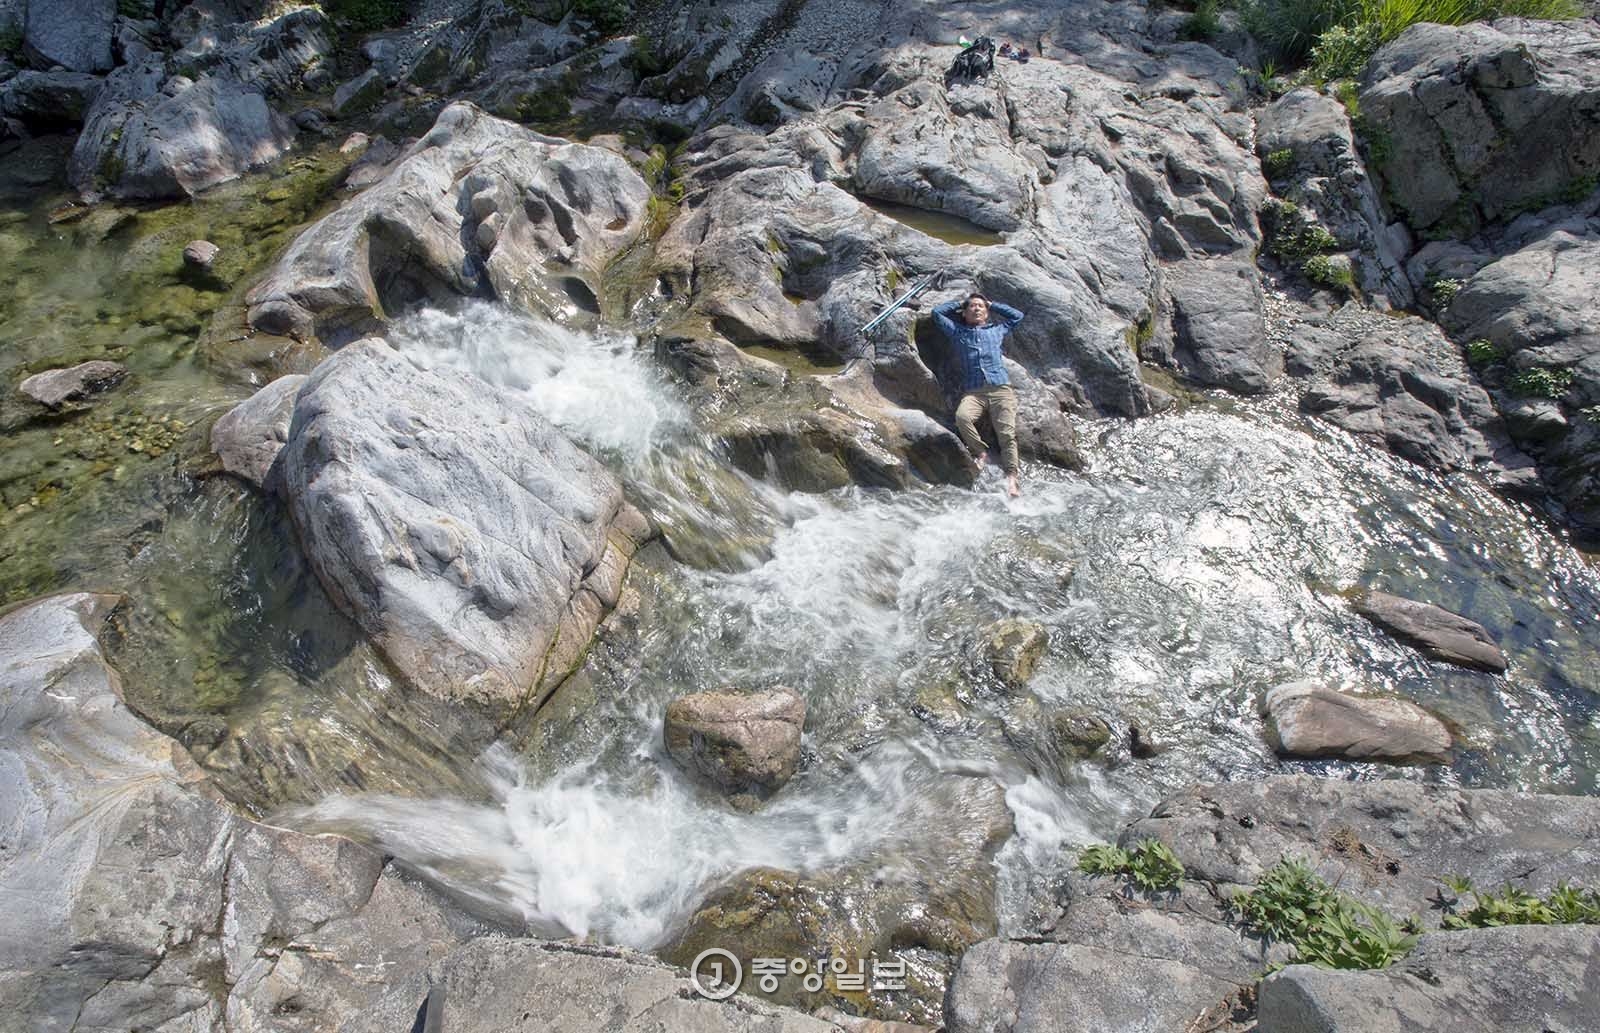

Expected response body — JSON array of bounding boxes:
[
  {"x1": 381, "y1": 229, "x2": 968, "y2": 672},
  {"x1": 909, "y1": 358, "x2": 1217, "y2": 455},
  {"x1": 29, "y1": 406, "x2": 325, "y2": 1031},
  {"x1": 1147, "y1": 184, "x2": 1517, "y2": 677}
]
[{"x1": 932, "y1": 291, "x2": 1025, "y2": 497}]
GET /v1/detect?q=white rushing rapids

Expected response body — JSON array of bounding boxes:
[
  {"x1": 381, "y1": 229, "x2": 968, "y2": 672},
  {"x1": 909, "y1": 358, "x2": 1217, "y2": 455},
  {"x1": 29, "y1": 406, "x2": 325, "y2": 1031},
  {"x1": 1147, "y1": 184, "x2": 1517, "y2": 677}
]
[{"x1": 290, "y1": 300, "x2": 1600, "y2": 949}]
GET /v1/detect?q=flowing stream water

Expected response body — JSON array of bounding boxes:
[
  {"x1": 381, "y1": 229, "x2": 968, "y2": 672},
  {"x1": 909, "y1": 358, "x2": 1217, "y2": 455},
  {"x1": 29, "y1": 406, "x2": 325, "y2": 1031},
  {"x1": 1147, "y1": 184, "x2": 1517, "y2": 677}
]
[
  {"x1": 2, "y1": 143, "x2": 1596, "y2": 962},
  {"x1": 284, "y1": 300, "x2": 1600, "y2": 949}
]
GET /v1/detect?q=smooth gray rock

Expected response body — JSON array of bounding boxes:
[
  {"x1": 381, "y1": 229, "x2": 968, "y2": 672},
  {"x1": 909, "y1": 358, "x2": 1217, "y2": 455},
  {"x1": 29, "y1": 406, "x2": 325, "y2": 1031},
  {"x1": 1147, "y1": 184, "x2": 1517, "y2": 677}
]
[
  {"x1": 1121, "y1": 775, "x2": 1600, "y2": 924},
  {"x1": 24, "y1": 0, "x2": 115, "y2": 72},
  {"x1": 1261, "y1": 680, "x2": 1452, "y2": 764},
  {"x1": 1159, "y1": 259, "x2": 1280, "y2": 394},
  {"x1": 1360, "y1": 18, "x2": 1600, "y2": 234},
  {"x1": 1353, "y1": 589, "x2": 1508, "y2": 672},
  {"x1": 18, "y1": 358, "x2": 127, "y2": 408},
  {"x1": 946, "y1": 936, "x2": 1247, "y2": 1033},
  {"x1": 0, "y1": 69, "x2": 104, "y2": 128},
  {"x1": 0, "y1": 592, "x2": 485, "y2": 1033},
  {"x1": 247, "y1": 102, "x2": 650, "y2": 341},
  {"x1": 209, "y1": 374, "x2": 305, "y2": 489},
  {"x1": 663, "y1": 686, "x2": 805, "y2": 797},
  {"x1": 1259, "y1": 925, "x2": 1600, "y2": 1033},
  {"x1": 277, "y1": 337, "x2": 650, "y2": 719},
  {"x1": 339, "y1": 938, "x2": 838, "y2": 1033},
  {"x1": 183, "y1": 238, "x2": 220, "y2": 269}
]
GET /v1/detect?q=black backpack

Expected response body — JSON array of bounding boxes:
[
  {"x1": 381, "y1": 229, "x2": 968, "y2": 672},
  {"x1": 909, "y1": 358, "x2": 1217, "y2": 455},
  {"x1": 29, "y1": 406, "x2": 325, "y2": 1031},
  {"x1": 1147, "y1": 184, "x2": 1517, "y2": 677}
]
[{"x1": 945, "y1": 36, "x2": 997, "y2": 87}]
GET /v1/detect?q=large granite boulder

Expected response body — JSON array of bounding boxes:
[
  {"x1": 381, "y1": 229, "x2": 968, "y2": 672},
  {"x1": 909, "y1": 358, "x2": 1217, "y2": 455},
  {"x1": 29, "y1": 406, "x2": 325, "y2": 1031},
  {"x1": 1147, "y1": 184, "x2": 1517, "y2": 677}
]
[
  {"x1": 246, "y1": 101, "x2": 650, "y2": 343},
  {"x1": 1121, "y1": 775, "x2": 1600, "y2": 923},
  {"x1": 68, "y1": 7, "x2": 333, "y2": 200},
  {"x1": 277, "y1": 338, "x2": 651, "y2": 719},
  {"x1": 0, "y1": 592, "x2": 486, "y2": 1033},
  {"x1": 1359, "y1": 18, "x2": 1600, "y2": 236},
  {"x1": 664, "y1": 686, "x2": 806, "y2": 798},
  {"x1": 1261, "y1": 680, "x2": 1452, "y2": 764},
  {"x1": 1258, "y1": 925, "x2": 1600, "y2": 1033}
]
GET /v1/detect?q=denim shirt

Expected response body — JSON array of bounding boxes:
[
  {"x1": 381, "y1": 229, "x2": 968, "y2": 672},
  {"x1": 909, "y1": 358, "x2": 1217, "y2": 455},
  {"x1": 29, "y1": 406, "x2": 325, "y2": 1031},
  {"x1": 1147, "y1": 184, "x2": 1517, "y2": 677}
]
[{"x1": 932, "y1": 299, "x2": 1025, "y2": 392}]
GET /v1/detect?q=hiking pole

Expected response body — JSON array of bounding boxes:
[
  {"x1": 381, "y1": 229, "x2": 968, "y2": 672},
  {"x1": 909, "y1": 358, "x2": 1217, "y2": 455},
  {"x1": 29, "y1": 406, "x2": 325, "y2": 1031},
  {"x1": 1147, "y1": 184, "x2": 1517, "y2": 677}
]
[{"x1": 858, "y1": 269, "x2": 944, "y2": 337}]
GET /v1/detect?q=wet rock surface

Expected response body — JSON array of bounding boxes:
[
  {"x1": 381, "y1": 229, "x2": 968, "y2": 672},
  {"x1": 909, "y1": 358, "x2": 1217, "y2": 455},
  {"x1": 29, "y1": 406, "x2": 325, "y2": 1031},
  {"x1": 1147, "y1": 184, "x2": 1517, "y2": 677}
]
[{"x1": 208, "y1": 373, "x2": 304, "y2": 488}]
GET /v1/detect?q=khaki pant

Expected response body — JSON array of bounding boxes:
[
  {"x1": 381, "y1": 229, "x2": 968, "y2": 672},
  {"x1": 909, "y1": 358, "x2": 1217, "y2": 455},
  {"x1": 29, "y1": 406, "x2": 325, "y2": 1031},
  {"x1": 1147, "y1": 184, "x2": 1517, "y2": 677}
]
[{"x1": 955, "y1": 385, "x2": 1020, "y2": 474}]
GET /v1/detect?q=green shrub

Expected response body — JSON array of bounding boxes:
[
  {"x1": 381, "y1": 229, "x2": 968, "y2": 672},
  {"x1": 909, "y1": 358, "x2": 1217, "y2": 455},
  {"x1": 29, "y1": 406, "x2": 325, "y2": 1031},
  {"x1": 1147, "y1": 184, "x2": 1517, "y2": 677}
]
[
  {"x1": 1426, "y1": 277, "x2": 1462, "y2": 304},
  {"x1": 1264, "y1": 148, "x2": 1296, "y2": 179},
  {"x1": 1310, "y1": 21, "x2": 1383, "y2": 79},
  {"x1": 1245, "y1": 0, "x2": 1581, "y2": 71},
  {"x1": 1303, "y1": 253, "x2": 1355, "y2": 290},
  {"x1": 1180, "y1": 0, "x2": 1224, "y2": 40},
  {"x1": 0, "y1": 24, "x2": 21, "y2": 58},
  {"x1": 1509, "y1": 366, "x2": 1574, "y2": 398},
  {"x1": 1439, "y1": 876, "x2": 1600, "y2": 929},
  {"x1": 324, "y1": 0, "x2": 409, "y2": 32},
  {"x1": 1234, "y1": 859, "x2": 1417, "y2": 970},
  {"x1": 1262, "y1": 200, "x2": 1343, "y2": 260},
  {"x1": 1465, "y1": 338, "x2": 1501, "y2": 365},
  {"x1": 1579, "y1": 406, "x2": 1600, "y2": 425},
  {"x1": 1076, "y1": 840, "x2": 1185, "y2": 891}
]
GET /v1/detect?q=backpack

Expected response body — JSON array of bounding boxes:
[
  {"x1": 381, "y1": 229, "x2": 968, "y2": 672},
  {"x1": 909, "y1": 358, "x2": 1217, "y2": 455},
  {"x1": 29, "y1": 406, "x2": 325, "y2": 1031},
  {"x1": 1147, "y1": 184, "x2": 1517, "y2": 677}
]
[{"x1": 945, "y1": 36, "x2": 997, "y2": 87}]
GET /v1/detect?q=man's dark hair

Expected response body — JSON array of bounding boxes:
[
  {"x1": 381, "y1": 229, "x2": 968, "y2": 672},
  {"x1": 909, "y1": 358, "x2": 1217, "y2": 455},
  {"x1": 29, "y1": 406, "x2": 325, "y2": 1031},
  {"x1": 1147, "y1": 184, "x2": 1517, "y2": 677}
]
[{"x1": 965, "y1": 293, "x2": 991, "y2": 306}]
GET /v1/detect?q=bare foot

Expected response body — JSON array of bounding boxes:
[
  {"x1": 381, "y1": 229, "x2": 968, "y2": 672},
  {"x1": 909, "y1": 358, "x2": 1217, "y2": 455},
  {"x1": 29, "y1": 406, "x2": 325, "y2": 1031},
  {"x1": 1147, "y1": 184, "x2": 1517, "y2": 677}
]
[{"x1": 1006, "y1": 472, "x2": 1021, "y2": 497}]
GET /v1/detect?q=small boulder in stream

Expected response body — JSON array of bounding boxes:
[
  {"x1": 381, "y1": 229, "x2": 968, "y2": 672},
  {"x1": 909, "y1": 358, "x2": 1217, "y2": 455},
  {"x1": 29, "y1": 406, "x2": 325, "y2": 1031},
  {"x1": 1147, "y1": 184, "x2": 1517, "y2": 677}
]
[
  {"x1": 1353, "y1": 589, "x2": 1508, "y2": 672},
  {"x1": 663, "y1": 686, "x2": 805, "y2": 798},
  {"x1": 1261, "y1": 680, "x2": 1452, "y2": 764},
  {"x1": 208, "y1": 373, "x2": 305, "y2": 489},
  {"x1": 982, "y1": 618, "x2": 1048, "y2": 689},
  {"x1": 18, "y1": 358, "x2": 128, "y2": 409}
]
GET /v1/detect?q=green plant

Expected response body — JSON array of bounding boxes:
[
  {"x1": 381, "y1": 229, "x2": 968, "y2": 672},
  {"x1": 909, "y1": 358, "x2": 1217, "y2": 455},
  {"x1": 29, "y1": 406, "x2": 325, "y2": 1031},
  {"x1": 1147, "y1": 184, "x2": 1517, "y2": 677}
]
[
  {"x1": 1427, "y1": 277, "x2": 1462, "y2": 304},
  {"x1": 1078, "y1": 843, "x2": 1133, "y2": 876},
  {"x1": 1509, "y1": 366, "x2": 1574, "y2": 399},
  {"x1": 1438, "y1": 877, "x2": 1600, "y2": 929},
  {"x1": 1581, "y1": 406, "x2": 1600, "y2": 425},
  {"x1": 1076, "y1": 840, "x2": 1184, "y2": 891},
  {"x1": 1465, "y1": 338, "x2": 1501, "y2": 366},
  {"x1": 1180, "y1": 0, "x2": 1224, "y2": 40},
  {"x1": 1303, "y1": 254, "x2": 1355, "y2": 290},
  {"x1": 1261, "y1": 200, "x2": 1343, "y2": 261},
  {"x1": 0, "y1": 24, "x2": 21, "y2": 59},
  {"x1": 1264, "y1": 148, "x2": 1296, "y2": 179},
  {"x1": 1233, "y1": 859, "x2": 1417, "y2": 970},
  {"x1": 1310, "y1": 20, "x2": 1382, "y2": 79}
]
